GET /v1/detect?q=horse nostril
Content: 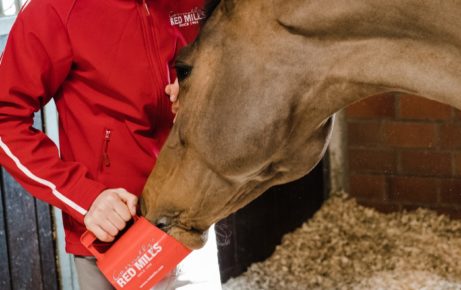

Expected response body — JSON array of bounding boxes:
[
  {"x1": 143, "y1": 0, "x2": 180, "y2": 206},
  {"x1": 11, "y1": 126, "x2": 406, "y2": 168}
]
[{"x1": 155, "y1": 217, "x2": 171, "y2": 230}]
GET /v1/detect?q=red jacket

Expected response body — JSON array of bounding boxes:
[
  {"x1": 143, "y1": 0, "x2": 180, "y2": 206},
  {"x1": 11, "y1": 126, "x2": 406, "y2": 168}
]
[{"x1": 0, "y1": 0, "x2": 204, "y2": 255}]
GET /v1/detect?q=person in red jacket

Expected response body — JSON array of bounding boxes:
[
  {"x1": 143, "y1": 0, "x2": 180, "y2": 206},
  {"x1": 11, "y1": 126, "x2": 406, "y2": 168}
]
[{"x1": 0, "y1": 0, "x2": 222, "y2": 289}]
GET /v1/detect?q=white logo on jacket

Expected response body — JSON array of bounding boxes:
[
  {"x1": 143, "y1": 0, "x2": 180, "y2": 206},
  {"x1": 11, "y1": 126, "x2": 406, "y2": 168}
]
[{"x1": 169, "y1": 7, "x2": 206, "y2": 28}]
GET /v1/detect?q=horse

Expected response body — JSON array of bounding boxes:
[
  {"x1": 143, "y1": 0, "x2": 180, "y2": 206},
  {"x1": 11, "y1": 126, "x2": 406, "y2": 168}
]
[{"x1": 141, "y1": 0, "x2": 461, "y2": 249}]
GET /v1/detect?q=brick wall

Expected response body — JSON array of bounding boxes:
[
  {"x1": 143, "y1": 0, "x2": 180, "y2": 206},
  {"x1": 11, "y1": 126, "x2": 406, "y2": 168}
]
[{"x1": 345, "y1": 93, "x2": 461, "y2": 219}]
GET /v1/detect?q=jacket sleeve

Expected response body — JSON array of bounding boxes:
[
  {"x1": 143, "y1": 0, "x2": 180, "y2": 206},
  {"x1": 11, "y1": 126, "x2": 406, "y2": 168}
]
[{"x1": 0, "y1": 1, "x2": 106, "y2": 224}]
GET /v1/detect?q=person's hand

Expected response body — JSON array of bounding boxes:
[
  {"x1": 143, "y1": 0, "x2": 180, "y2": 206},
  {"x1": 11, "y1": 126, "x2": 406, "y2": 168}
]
[
  {"x1": 84, "y1": 188, "x2": 138, "y2": 242},
  {"x1": 165, "y1": 78, "x2": 179, "y2": 122}
]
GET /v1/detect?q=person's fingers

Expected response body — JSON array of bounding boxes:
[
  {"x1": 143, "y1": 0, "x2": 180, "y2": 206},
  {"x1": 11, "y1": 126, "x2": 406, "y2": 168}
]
[
  {"x1": 112, "y1": 198, "x2": 132, "y2": 222},
  {"x1": 84, "y1": 188, "x2": 139, "y2": 241},
  {"x1": 165, "y1": 85, "x2": 175, "y2": 102},
  {"x1": 85, "y1": 208, "x2": 119, "y2": 237},
  {"x1": 87, "y1": 222, "x2": 114, "y2": 242},
  {"x1": 101, "y1": 217, "x2": 120, "y2": 236},
  {"x1": 115, "y1": 188, "x2": 138, "y2": 216},
  {"x1": 171, "y1": 78, "x2": 179, "y2": 97},
  {"x1": 171, "y1": 99, "x2": 180, "y2": 114},
  {"x1": 168, "y1": 79, "x2": 179, "y2": 102},
  {"x1": 107, "y1": 210, "x2": 127, "y2": 231}
]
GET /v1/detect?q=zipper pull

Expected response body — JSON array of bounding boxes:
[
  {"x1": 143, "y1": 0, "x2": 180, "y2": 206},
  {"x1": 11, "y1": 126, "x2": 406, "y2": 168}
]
[{"x1": 103, "y1": 129, "x2": 111, "y2": 167}]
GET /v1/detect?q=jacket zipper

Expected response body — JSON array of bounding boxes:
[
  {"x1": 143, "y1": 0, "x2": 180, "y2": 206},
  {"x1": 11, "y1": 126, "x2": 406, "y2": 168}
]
[
  {"x1": 138, "y1": 0, "x2": 168, "y2": 88},
  {"x1": 102, "y1": 129, "x2": 111, "y2": 168},
  {"x1": 142, "y1": 0, "x2": 150, "y2": 16}
]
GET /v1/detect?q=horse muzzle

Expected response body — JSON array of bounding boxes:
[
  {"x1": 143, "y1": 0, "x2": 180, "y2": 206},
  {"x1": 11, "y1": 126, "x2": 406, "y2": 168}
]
[
  {"x1": 167, "y1": 226, "x2": 209, "y2": 250},
  {"x1": 151, "y1": 216, "x2": 208, "y2": 250}
]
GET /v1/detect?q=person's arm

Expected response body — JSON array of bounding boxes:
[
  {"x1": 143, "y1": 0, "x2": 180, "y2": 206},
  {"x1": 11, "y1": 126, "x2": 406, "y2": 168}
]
[{"x1": 0, "y1": 1, "x2": 106, "y2": 225}]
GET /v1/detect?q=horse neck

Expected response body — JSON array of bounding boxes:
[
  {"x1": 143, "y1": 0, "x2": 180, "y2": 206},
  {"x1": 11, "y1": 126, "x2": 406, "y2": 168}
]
[{"x1": 289, "y1": 0, "x2": 461, "y2": 116}]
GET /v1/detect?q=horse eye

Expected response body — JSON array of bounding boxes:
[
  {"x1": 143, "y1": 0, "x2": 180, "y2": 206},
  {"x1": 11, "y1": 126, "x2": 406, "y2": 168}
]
[{"x1": 175, "y1": 64, "x2": 193, "y2": 82}]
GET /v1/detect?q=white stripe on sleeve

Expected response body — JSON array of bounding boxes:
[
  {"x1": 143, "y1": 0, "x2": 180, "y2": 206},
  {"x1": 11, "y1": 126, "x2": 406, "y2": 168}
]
[{"x1": 0, "y1": 137, "x2": 88, "y2": 215}]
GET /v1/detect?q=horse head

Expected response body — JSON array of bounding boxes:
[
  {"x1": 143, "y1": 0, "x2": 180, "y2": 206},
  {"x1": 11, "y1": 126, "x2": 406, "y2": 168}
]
[{"x1": 142, "y1": 0, "x2": 461, "y2": 249}]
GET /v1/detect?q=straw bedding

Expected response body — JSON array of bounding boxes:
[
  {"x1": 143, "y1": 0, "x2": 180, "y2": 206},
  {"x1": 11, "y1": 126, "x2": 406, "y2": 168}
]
[{"x1": 222, "y1": 193, "x2": 461, "y2": 290}]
